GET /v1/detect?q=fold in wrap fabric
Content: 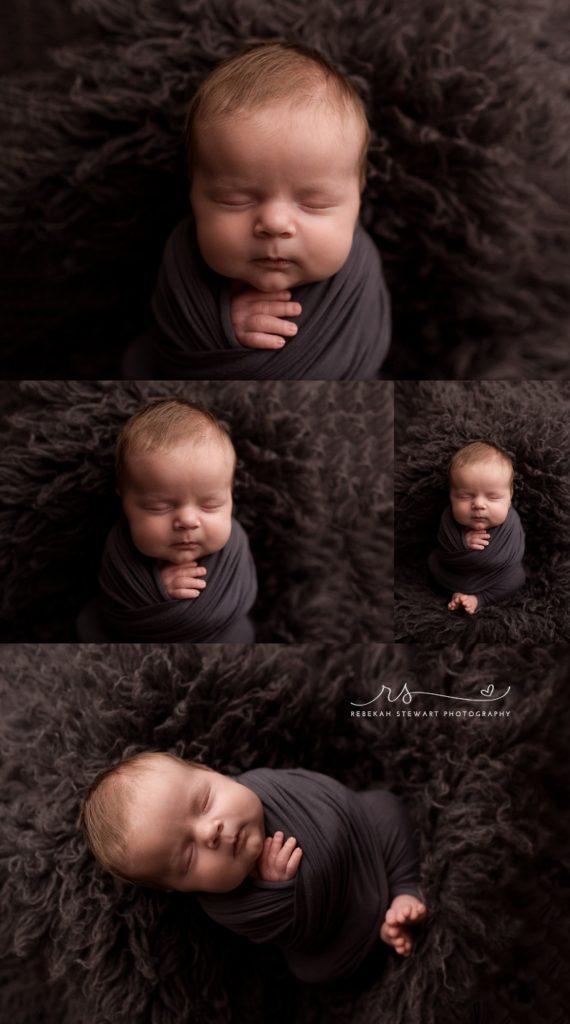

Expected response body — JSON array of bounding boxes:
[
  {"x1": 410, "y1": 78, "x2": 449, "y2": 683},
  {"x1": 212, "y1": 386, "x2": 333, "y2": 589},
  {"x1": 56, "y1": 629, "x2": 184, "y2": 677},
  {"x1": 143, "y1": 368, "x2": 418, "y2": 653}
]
[
  {"x1": 428, "y1": 505, "x2": 526, "y2": 608},
  {"x1": 197, "y1": 768, "x2": 420, "y2": 984},
  {"x1": 98, "y1": 516, "x2": 257, "y2": 641},
  {"x1": 126, "y1": 218, "x2": 390, "y2": 380}
]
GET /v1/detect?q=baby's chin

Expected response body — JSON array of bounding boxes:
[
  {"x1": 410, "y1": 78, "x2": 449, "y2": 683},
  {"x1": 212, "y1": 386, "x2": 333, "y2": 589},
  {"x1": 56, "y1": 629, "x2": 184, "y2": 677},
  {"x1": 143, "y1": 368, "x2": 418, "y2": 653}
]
[{"x1": 163, "y1": 544, "x2": 215, "y2": 564}]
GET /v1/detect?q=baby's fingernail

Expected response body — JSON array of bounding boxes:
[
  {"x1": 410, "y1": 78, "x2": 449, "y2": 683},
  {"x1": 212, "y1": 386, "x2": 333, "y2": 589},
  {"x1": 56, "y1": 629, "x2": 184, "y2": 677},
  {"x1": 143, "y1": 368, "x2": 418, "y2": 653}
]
[
  {"x1": 288, "y1": 324, "x2": 297, "y2": 334},
  {"x1": 292, "y1": 304, "x2": 302, "y2": 313},
  {"x1": 276, "y1": 339, "x2": 285, "y2": 347}
]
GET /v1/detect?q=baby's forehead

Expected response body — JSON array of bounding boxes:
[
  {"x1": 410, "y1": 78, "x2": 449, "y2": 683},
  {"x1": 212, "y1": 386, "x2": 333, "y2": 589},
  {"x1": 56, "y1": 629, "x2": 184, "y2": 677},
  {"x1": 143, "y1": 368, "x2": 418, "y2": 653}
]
[
  {"x1": 124, "y1": 431, "x2": 234, "y2": 470},
  {"x1": 451, "y1": 457, "x2": 510, "y2": 482},
  {"x1": 194, "y1": 93, "x2": 363, "y2": 153}
]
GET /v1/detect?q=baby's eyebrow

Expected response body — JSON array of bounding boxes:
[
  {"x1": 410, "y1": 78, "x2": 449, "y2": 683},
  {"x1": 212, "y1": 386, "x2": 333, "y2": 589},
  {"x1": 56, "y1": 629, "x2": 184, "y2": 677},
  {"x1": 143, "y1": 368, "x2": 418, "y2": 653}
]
[{"x1": 209, "y1": 176, "x2": 254, "y2": 187}]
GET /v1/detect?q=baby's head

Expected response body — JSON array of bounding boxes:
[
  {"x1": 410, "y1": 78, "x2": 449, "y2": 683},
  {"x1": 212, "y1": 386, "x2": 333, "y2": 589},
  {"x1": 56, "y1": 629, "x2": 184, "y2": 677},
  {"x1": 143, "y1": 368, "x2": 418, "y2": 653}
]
[
  {"x1": 185, "y1": 41, "x2": 369, "y2": 291},
  {"x1": 116, "y1": 399, "x2": 236, "y2": 564},
  {"x1": 449, "y1": 441, "x2": 514, "y2": 529},
  {"x1": 78, "y1": 752, "x2": 265, "y2": 893}
]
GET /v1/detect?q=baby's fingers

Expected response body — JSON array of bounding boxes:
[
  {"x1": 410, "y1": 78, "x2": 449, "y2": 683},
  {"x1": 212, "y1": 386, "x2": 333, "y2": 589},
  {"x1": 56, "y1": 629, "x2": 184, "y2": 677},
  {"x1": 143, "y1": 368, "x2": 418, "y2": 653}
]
[
  {"x1": 168, "y1": 586, "x2": 204, "y2": 599},
  {"x1": 274, "y1": 835, "x2": 298, "y2": 871},
  {"x1": 285, "y1": 845, "x2": 303, "y2": 879},
  {"x1": 247, "y1": 300, "x2": 301, "y2": 318},
  {"x1": 237, "y1": 331, "x2": 289, "y2": 350}
]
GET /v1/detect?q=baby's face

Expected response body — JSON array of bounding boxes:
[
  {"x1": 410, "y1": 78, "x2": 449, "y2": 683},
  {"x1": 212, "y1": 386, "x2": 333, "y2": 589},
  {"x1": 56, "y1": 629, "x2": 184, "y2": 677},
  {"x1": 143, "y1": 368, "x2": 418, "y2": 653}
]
[
  {"x1": 121, "y1": 438, "x2": 233, "y2": 564},
  {"x1": 450, "y1": 459, "x2": 512, "y2": 529},
  {"x1": 121, "y1": 757, "x2": 265, "y2": 893},
  {"x1": 190, "y1": 101, "x2": 363, "y2": 291}
]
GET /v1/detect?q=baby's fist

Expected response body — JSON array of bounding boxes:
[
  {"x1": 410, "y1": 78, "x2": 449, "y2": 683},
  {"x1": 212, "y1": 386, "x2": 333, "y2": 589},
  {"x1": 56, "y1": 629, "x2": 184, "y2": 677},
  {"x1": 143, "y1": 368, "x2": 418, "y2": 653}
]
[
  {"x1": 230, "y1": 286, "x2": 301, "y2": 350},
  {"x1": 464, "y1": 529, "x2": 490, "y2": 550},
  {"x1": 159, "y1": 561, "x2": 207, "y2": 600},
  {"x1": 257, "y1": 831, "x2": 303, "y2": 882}
]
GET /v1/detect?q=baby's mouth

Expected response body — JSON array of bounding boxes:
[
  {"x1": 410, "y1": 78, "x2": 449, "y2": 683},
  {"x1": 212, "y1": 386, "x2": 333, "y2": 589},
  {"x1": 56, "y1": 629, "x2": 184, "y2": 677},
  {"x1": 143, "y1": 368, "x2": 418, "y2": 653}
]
[{"x1": 254, "y1": 257, "x2": 293, "y2": 267}]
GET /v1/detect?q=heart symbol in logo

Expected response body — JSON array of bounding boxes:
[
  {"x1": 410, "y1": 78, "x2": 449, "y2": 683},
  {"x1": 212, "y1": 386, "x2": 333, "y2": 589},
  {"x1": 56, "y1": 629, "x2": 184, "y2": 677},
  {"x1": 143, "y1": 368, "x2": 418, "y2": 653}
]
[{"x1": 481, "y1": 685, "x2": 494, "y2": 697}]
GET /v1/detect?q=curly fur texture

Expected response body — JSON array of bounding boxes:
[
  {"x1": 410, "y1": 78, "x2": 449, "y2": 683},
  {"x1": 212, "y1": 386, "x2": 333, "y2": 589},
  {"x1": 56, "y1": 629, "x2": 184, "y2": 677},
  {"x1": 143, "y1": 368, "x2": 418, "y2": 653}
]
[
  {"x1": 0, "y1": 642, "x2": 567, "y2": 1024},
  {"x1": 394, "y1": 381, "x2": 569, "y2": 643},
  {"x1": 0, "y1": 379, "x2": 393, "y2": 641},
  {"x1": 1, "y1": 0, "x2": 568, "y2": 377}
]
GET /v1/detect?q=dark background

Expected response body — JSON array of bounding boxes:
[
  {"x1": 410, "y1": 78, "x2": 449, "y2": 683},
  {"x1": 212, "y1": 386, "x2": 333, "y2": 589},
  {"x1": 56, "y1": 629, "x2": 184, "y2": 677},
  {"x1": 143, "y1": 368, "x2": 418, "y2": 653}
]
[
  {"x1": 0, "y1": 642, "x2": 567, "y2": 1024},
  {"x1": 394, "y1": 380, "x2": 569, "y2": 643},
  {"x1": 1, "y1": 0, "x2": 568, "y2": 378},
  {"x1": 0, "y1": 379, "x2": 394, "y2": 642}
]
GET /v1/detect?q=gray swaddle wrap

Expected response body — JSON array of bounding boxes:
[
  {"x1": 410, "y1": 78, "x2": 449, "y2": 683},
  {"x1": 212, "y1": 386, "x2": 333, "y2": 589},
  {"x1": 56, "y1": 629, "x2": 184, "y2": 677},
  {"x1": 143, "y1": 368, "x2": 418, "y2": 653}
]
[
  {"x1": 99, "y1": 516, "x2": 257, "y2": 641},
  {"x1": 428, "y1": 505, "x2": 525, "y2": 607},
  {"x1": 132, "y1": 218, "x2": 390, "y2": 380},
  {"x1": 197, "y1": 768, "x2": 420, "y2": 984}
]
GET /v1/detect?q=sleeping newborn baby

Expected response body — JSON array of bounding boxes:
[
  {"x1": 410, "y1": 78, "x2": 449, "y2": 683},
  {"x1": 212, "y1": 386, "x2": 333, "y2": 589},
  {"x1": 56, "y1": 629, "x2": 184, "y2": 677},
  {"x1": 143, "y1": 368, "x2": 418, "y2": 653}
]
[
  {"x1": 428, "y1": 441, "x2": 526, "y2": 614},
  {"x1": 79, "y1": 752, "x2": 427, "y2": 982},
  {"x1": 98, "y1": 399, "x2": 257, "y2": 641},
  {"x1": 124, "y1": 41, "x2": 390, "y2": 380}
]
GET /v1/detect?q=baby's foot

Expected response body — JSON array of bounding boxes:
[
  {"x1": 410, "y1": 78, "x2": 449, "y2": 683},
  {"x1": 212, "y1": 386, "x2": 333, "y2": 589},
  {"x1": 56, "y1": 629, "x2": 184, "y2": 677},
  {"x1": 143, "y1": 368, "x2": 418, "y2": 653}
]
[
  {"x1": 448, "y1": 592, "x2": 478, "y2": 615},
  {"x1": 380, "y1": 894, "x2": 427, "y2": 957}
]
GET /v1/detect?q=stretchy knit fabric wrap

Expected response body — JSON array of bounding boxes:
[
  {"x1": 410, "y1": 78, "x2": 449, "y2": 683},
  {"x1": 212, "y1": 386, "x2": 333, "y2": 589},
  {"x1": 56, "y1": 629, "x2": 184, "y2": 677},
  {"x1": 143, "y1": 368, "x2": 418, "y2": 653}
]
[
  {"x1": 197, "y1": 767, "x2": 420, "y2": 984},
  {"x1": 125, "y1": 218, "x2": 390, "y2": 380},
  {"x1": 428, "y1": 505, "x2": 526, "y2": 608},
  {"x1": 98, "y1": 516, "x2": 257, "y2": 641}
]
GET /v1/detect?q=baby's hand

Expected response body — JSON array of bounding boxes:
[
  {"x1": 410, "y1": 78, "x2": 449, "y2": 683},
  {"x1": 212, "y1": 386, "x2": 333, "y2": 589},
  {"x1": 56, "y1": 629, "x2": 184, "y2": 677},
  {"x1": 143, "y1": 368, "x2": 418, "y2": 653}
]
[
  {"x1": 257, "y1": 831, "x2": 303, "y2": 882},
  {"x1": 230, "y1": 286, "x2": 302, "y2": 350},
  {"x1": 159, "y1": 561, "x2": 207, "y2": 599},
  {"x1": 464, "y1": 529, "x2": 490, "y2": 551}
]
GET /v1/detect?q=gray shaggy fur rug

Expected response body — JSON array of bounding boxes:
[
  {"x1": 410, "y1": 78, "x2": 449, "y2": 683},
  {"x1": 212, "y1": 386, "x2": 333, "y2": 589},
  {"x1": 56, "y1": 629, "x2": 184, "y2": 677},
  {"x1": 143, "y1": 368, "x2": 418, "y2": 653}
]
[
  {"x1": 394, "y1": 381, "x2": 569, "y2": 643},
  {"x1": 0, "y1": 642, "x2": 567, "y2": 1024},
  {"x1": 1, "y1": 0, "x2": 568, "y2": 378},
  {"x1": 0, "y1": 379, "x2": 393, "y2": 642}
]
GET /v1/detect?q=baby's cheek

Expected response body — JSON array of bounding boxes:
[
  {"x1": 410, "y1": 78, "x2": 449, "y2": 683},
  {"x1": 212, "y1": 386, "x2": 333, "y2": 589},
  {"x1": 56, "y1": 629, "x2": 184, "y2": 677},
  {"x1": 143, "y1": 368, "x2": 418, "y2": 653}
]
[
  {"x1": 129, "y1": 516, "x2": 165, "y2": 557},
  {"x1": 219, "y1": 512, "x2": 233, "y2": 546},
  {"x1": 305, "y1": 219, "x2": 355, "y2": 278}
]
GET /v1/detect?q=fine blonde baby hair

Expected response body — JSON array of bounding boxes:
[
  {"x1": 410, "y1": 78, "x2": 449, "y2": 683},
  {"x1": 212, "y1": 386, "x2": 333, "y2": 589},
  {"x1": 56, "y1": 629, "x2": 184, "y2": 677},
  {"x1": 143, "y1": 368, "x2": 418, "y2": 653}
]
[
  {"x1": 450, "y1": 441, "x2": 514, "y2": 494},
  {"x1": 185, "y1": 40, "x2": 370, "y2": 190},
  {"x1": 115, "y1": 398, "x2": 236, "y2": 492},
  {"x1": 77, "y1": 751, "x2": 209, "y2": 883}
]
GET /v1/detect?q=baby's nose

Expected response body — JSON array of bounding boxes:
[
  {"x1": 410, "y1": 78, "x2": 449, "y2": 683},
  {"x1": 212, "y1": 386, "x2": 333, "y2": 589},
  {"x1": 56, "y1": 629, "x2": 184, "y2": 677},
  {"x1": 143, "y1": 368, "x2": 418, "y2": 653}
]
[
  {"x1": 174, "y1": 507, "x2": 199, "y2": 528},
  {"x1": 254, "y1": 202, "x2": 295, "y2": 237},
  {"x1": 201, "y1": 818, "x2": 223, "y2": 849}
]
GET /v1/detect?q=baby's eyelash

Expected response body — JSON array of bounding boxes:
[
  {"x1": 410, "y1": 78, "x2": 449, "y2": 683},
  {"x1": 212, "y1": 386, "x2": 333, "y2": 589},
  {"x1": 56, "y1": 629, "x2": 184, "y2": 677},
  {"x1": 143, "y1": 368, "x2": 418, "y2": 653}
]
[{"x1": 202, "y1": 788, "x2": 210, "y2": 811}]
